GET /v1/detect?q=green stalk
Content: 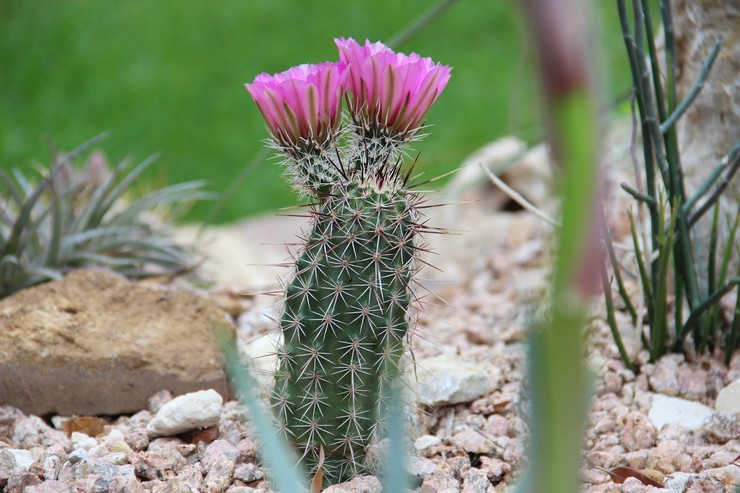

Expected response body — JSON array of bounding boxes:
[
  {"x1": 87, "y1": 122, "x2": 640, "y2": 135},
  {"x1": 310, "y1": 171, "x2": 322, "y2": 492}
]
[{"x1": 605, "y1": 229, "x2": 638, "y2": 325}]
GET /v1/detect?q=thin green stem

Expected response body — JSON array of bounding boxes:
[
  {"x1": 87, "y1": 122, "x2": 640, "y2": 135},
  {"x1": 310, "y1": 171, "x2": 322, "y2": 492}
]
[
  {"x1": 621, "y1": 182, "x2": 657, "y2": 206},
  {"x1": 386, "y1": 0, "x2": 460, "y2": 49},
  {"x1": 601, "y1": 261, "x2": 635, "y2": 371},
  {"x1": 674, "y1": 278, "x2": 740, "y2": 350},
  {"x1": 724, "y1": 285, "x2": 740, "y2": 365},
  {"x1": 688, "y1": 148, "x2": 740, "y2": 229},
  {"x1": 660, "y1": 40, "x2": 722, "y2": 135},
  {"x1": 629, "y1": 210, "x2": 655, "y2": 327},
  {"x1": 606, "y1": 228, "x2": 639, "y2": 325}
]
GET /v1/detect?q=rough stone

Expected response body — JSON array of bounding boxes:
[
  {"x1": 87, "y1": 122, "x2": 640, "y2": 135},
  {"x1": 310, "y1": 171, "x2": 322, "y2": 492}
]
[
  {"x1": 407, "y1": 456, "x2": 437, "y2": 480},
  {"x1": 233, "y1": 463, "x2": 263, "y2": 483},
  {"x1": 648, "y1": 394, "x2": 713, "y2": 430},
  {"x1": 203, "y1": 456, "x2": 236, "y2": 493},
  {"x1": 5, "y1": 471, "x2": 42, "y2": 492},
  {"x1": 702, "y1": 464, "x2": 740, "y2": 488},
  {"x1": 620, "y1": 411, "x2": 658, "y2": 451},
  {"x1": 0, "y1": 449, "x2": 35, "y2": 472},
  {"x1": 461, "y1": 469, "x2": 490, "y2": 493},
  {"x1": 0, "y1": 269, "x2": 233, "y2": 416},
  {"x1": 11, "y1": 416, "x2": 69, "y2": 449},
  {"x1": 322, "y1": 475, "x2": 383, "y2": 493},
  {"x1": 414, "y1": 434, "x2": 442, "y2": 452},
  {"x1": 24, "y1": 480, "x2": 76, "y2": 493},
  {"x1": 200, "y1": 439, "x2": 240, "y2": 473},
  {"x1": 701, "y1": 412, "x2": 739, "y2": 444},
  {"x1": 715, "y1": 379, "x2": 740, "y2": 416},
  {"x1": 648, "y1": 354, "x2": 682, "y2": 396},
  {"x1": 147, "y1": 390, "x2": 223, "y2": 437},
  {"x1": 415, "y1": 354, "x2": 499, "y2": 407}
]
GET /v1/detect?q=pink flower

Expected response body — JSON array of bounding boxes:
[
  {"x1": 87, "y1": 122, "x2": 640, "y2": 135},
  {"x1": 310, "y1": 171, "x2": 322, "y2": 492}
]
[
  {"x1": 335, "y1": 37, "x2": 451, "y2": 138},
  {"x1": 245, "y1": 62, "x2": 348, "y2": 150}
]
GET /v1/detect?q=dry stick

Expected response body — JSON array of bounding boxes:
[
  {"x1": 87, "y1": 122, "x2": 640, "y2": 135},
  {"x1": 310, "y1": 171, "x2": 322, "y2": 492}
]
[{"x1": 478, "y1": 162, "x2": 560, "y2": 228}]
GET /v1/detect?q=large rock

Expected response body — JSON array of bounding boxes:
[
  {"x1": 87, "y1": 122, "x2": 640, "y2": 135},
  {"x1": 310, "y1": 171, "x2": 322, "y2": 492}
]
[{"x1": 0, "y1": 269, "x2": 233, "y2": 416}]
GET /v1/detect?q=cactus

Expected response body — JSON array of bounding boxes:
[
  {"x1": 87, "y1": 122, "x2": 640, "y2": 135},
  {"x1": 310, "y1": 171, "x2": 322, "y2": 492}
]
[{"x1": 245, "y1": 38, "x2": 450, "y2": 484}]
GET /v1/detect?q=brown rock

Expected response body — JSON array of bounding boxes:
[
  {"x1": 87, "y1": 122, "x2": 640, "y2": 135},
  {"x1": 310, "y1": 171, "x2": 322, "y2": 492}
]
[{"x1": 0, "y1": 269, "x2": 234, "y2": 416}]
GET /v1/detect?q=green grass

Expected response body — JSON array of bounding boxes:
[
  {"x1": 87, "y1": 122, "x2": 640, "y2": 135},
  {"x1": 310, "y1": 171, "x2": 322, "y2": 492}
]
[{"x1": 0, "y1": 0, "x2": 632, "y2": 223}]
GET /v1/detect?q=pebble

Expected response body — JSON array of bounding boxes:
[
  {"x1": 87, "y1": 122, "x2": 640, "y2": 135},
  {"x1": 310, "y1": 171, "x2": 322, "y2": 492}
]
[
  {"x1": 322, "y1": 474, "x2": 383, "y2": 493},
  {"x1": 201, "y1": 440, "x2": 240, "y2": 473},
  {"x1": 70, "y1": 432, "x2": 98, "y2": 451},
  {"x1": 104, "y1": 429, "x2": 126, "y2": 447},
  {"x1": 702, "y1": 464, "x2": 740, "y2": 488},
  {"x1": 414, "y1": 434, "x2": 442, "y2": 452},
  {"x1": 620, "y1": 411, "x2": 658, "y2": 451},
  {"x1": 11, "y1": 416, "x2": 69, "y2": 449},
  {"x1": 701, "y1": 411, "x2": 739, "y2": 444},
  {"x1": 648, "y1": 354, "x2": 682, "y2": 396},
  {"x1": 68, "y1": 449, "x2": 89, "y2": 464},
  {"x1": 203, "y1": 457, "x2": 236, "y2": 493},
  {"x1": 460, "y1": 469, "x2": 490, "y2": 493},
  {"x1": 146, "y1": 389, "x2": 223, "y2": 437},
  {"x1": 715, "y1": 379, "x2": 740, "y2": 415},
  {"x1": 415, "y1": 354, "x2": 499, "y2": 407},
  {"x1": 407, "y1": 456, "x2": 437, "y2": 480},
  {"x1": 233, "y1": 463, "x2": 263, "y2": 483},
  {"x1": 648, "y1": 394, "x2": 713, "y2": 430},
  {"x1": 0, "y1": 449, "x2": 35, "y2": 472}
]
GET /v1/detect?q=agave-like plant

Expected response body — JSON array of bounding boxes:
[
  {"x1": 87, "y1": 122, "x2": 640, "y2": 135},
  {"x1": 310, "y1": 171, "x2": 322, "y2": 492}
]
[{"x1": 0, "y1": 133, "x2": 213, "y2": 298}]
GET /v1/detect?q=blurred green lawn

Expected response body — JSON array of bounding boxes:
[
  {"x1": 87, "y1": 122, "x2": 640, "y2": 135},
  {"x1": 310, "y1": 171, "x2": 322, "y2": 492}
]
[{"x1": 0, "y1": 1, "x2": 631, "y2": 223}]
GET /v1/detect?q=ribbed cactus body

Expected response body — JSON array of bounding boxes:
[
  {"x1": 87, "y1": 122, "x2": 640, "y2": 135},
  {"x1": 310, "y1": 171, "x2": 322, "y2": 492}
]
[{"x1": 273, "y1": 175, "x2": 417, "y2": 483}]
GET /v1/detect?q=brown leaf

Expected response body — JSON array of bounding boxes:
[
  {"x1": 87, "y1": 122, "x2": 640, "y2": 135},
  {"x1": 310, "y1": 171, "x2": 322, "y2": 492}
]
[
  {"x1": 61, "y1": 416, "x2": 107, "y2": 437},
  {"x1": 184, "y1": 425, "x2": 220, "y2": 444},
  {"x1": 607, "y1": 466, "x2": 664, "y2": 487},
  {"x1": 311, "y1": 446, "x2": 325, "y2": 493}
]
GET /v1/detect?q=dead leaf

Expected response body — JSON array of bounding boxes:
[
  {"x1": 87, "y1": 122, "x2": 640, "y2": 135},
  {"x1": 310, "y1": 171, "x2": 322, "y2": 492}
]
[
  {"x1": 606, "y1": 466, "x2": 664, "y2": 487},
  {"x1": 184, "y1": 425, "x2": 220, "y2": 444},
  {"x1": 61, "y1": 416, "x2": 107, "y2": 437},
  {"x1": 311, "y1": 446, "x2": 325, "y2": 493}
]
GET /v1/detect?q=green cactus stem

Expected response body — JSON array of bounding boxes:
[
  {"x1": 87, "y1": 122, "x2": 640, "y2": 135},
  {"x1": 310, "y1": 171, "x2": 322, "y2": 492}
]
[{"x1": 272, "y1": 164, "x2": 421, "y2": 483}]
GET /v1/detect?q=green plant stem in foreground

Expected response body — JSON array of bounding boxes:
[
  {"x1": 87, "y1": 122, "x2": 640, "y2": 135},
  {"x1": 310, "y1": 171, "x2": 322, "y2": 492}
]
[{"x1": 522, "y1": 88, "x2": 597, "y2": 493}]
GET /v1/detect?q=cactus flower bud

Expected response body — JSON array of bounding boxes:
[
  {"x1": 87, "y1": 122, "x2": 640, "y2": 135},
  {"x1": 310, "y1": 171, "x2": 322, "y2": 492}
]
[
  {"x1": 245, "y1": 62, "x2": 348, "y2": 152},
  {"x1": 335, "y1": 37, "x2": 451, "y2": 140}
]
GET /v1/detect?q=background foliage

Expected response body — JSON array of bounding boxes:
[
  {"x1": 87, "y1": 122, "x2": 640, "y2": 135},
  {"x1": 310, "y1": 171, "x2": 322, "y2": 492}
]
[{"x1": 1, "y1": 0, "x2": 631, "y2": 223}]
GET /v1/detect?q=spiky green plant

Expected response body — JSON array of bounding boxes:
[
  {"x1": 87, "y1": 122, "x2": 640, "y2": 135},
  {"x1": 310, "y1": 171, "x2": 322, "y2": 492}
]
[
  {"x1": 0, "y1": 133, "x2": 212, "y2": 298},
  {"x1": 245, "y1": 39, "x2": 450, "y2": 485}
]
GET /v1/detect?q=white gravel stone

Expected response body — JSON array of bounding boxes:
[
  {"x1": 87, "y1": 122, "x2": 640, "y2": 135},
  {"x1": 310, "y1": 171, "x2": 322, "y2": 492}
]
[
  {"x1": 322, "y1": 475, "x2": 382, "y2": 493},
  {"x1": 104, "y1": 429, "x2": 125, "y2": 447},
  {"x1": 0, "y1": 448, "x2": 35, "y2": 471},
  {"x1": 70, "y1": 432, "x2": 97, "y2": 450},
  {"x1": 414, "y1": 354, "x2": 498, "y2": 407},
  {"x1": 715, "y1": 379, "x2": 740, "y2": 415},
  {"x1": 648, "y1": 394, "x2": 713, "y2": 430},
  {"x1": 414, "y1": 434, "x2": 442, "y2": 452},
  {"x1": 68, "y1": 448, "x2": 89, "y2": 464},
  {"x1": 146, "y1": 389, "x2": 223, "y2": 437},
  {"x1": 407, "y1": 455, "x2": 437, "y2": 479}
]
